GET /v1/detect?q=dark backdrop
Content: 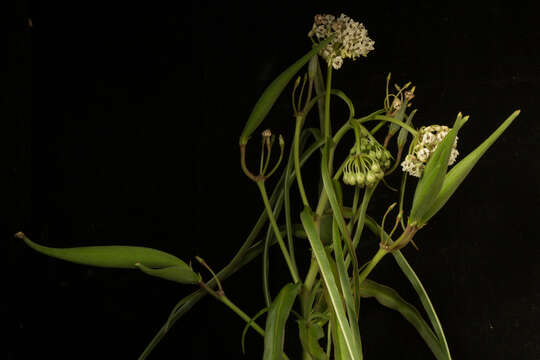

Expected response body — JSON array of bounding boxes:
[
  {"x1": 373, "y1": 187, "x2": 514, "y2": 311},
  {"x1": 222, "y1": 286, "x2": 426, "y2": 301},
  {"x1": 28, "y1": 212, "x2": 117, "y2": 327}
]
[{"x1": 4, "y1": 1, "x2": 540, "y2": 359}]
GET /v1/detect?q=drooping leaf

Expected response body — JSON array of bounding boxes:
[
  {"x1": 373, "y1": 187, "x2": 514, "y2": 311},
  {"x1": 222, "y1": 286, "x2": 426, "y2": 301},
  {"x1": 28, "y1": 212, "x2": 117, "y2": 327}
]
[
  {"x1": 17, "y1": 232, "x2": 187, "y2": 269},
  {"x1": 359, "y1": 279, "x2": 447, "y2": 360},
  {"x1": 364, "y1": 217, "x2": 451, "y2": 360},
  {"x1": 263, "y1": 283, "x2": 301, "y2": 360},
  {"x1": 135, "y1": 262, "x2": 199, "y2": 284}
]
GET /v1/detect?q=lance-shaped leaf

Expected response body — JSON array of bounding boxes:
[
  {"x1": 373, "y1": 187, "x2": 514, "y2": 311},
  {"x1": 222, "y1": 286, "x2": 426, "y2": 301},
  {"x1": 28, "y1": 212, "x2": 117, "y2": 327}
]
[
  {"x1": 359, "y1": 279, "x2": 447, "y2": 360},
  {"x1": 239, "y1": 37, "x2": 334, "y2": 145},
  {"x1": 263, "y1": 282, "x2": 301, "y2": 360},
  {"x1": 135, "y1": 262, "x2": 199, "y2": 284},
  {"x1": 409, "y1": 113, "x2": 468, "y2": 225},
  {"x1": 364, "y1": 217, "x2": 451, "y2": 360},
  {"x1": 300, "y1": 208, "x2": 361, "y2": 360},
  {"x1": 421, "y1": 110, "x2": 520, "y2": 223},
  {"x1": 17, "y1": 232, "x2": 187, "y2": 269}
]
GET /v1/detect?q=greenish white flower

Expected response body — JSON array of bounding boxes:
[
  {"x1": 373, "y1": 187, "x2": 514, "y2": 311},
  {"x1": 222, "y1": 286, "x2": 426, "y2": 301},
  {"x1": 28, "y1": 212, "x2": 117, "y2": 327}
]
[
  {"x1": 401, "y1": 125, "x2": 459, "y2": 177},
  {"x1": 308, "y1": 13, "x2": 374, "y2": 70}
]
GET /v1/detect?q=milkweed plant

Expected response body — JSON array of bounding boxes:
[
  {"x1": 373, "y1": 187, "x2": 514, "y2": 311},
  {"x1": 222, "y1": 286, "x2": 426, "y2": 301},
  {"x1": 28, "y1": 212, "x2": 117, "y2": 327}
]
[{"x1": 19, "y1": 13, "x2": 520, "y2": 359}]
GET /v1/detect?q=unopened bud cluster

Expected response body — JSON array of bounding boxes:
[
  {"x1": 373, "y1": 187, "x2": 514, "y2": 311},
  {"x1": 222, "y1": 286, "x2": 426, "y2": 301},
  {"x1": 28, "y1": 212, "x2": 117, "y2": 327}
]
[
  {"x1": 401, "y1": 125, "x2": 459, "y2": 177},
  {"x1": 343, "y1": 137, "x2": 391, "y2": 187},
  {"x1": 308, "y1": 14, "x2": 374, "y2": 70}
]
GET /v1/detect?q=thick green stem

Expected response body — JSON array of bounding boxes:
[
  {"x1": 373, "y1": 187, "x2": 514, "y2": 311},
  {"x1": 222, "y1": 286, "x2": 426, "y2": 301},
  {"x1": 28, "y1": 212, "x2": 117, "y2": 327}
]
[
  {"x1": 257, "y1": 181, "x2": 300, "y2": 283},
  {"x1": 357, "y1": 247, "x2": 387, "y2": 286}
]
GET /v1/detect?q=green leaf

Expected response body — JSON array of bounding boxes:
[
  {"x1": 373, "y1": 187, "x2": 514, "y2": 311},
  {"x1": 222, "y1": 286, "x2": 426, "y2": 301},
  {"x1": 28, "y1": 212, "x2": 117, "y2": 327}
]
[
  {"x1": 409, "y1": 113, "x2": 468, "y2": 225},
  {"x1": 318, "y1": 214, "x2": 333, "y2": 245},
  {"x1": 422, "y1": 110, "x2": 520, "y2": 223},
  {"x1": 17, "y1": 232, "x2": 187, "y2": 269},
  {"x1": 332, "y1": 218, "x2": 363, "y2": 356},
  {"x1": 263, "y1": 283, "x2": 301, "y2": 360},
  {"x1": 359, "y1": 280, "x2": 447, "y2": 360},
  {"x1": 239, "y1": 37, "x2": 334, "y2": 145},
  {"x1": 135, "y1": 262, "x2": 199, "y2": 284},
  {"x1": 364, "y1": 217, "x2": 451, "y2": 360},
  {"x1": 300, "y1": 208, "x2": 361, "y2": 360},
  {"x1": 298, "y1": 319, "x2": 328, "y2": 360}
]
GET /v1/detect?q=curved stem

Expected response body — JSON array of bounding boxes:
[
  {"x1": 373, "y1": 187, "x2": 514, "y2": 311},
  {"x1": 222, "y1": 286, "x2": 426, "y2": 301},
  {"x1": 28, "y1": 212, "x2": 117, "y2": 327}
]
[
  {"x1": 201, "y1": 281, "x2": 265, "y2": 336},
  {"x1": 294, "y1": 115, "x2": 311, "y2": 209},
  {"x1": 257, "y1": 181, "x2": 300, "y2": 283},
  {"x1": 361, "y1": 115, "x2": 417, "y2": 136}
]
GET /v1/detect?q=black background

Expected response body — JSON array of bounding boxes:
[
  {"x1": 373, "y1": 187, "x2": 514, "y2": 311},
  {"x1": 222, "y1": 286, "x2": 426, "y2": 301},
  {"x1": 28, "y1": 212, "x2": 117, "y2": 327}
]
[{"x1": 4, "y1": 1, "x2": 540, "y2": 359}]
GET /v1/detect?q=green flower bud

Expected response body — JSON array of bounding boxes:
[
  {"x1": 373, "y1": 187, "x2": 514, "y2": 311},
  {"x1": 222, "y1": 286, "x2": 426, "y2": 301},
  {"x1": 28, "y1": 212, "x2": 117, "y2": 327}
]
[{"x1": 355, "y1": 172, "x2": 365, "y2": 186}]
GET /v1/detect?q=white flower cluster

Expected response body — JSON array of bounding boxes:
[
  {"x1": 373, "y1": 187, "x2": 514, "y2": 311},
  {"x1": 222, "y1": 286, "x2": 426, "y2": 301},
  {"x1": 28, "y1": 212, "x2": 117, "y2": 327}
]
[
  {"x1": 401, "y1": 125, "x2": 459, "y2": 177},
  {"x1": 308, "y1": 14, "x2": 375, "y2": 70}
]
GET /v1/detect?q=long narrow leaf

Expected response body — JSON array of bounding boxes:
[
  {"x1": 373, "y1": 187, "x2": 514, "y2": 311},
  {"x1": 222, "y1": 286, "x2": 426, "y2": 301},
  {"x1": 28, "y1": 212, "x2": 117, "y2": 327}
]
[
  {"x1": 364, "y1": 216, "x2": 451, "y2": 360},
  {"x1": 409, "y1": 113, "x2": 468, "y2": 224},
  {"x1": 239, "y1": 37, "x2": 334, "y2": 145},
  {"x1": 320, "y1": 142, "x2": 360, "y2": 318},
  {"x1": 332, "y1": 218, "x2": 362, "y2": 354},
  {"x1": 301, "y1": 208, "x2": 360, "y2": 360},
  {"x1": 263, "y1": 283, "x2": 301, "y2": 360},
  {"x1": 359, "y1": 280, "x2": 446, "y2": 360},
  {"x1": 17, "y1": 232, "x2": 188, "y2": 269},
  {"x1": 422, "y1": 110, "x2": 520, "y2": 222}
]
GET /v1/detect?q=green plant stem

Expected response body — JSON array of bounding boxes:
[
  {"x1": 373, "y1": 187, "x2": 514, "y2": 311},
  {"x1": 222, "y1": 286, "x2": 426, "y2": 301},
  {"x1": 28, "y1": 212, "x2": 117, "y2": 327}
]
[
  {"x1": 201, "y1": 283, "x2": 291, "y2": 360},
  {"x1": 357, "y1": 247, "x2": 388, "y2": 286},
  {"x1": 294, "y1": 115, "x2": 311, "y2": 209},
  {"x1": 351, "y1": 185, "x2": 375, "y2": 249},
  {"x1": 257, "y1": 181, "x2": 300, "y2": 283},
  {"x1": 201, "y1": 282, "x2": 265, "y2": 336},
  {"x1": 357, "y1": 225, "x2": 417, "y2": 285},
  {"x1": 366, "y1": 115, "x2": 417, "y2": 136},
  {"x1": 324, "y1": 65, "x2": 333, "y2": 141}
]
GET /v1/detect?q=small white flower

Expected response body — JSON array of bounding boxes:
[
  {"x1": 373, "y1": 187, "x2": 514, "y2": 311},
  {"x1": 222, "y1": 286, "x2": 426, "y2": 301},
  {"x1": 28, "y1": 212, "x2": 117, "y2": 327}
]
[
  {"x1": 416, "y1": 148, "x2": 431, "y2": 162},
  {"x1": 332, "y1": 56, "x2": 344, "y2": 69},
  {"x1": 448, "y1": 148, "x2": 459, "y2": 165},
  {"x1": 436, "y1": 130, "x2": 448, "y2": 142},
  {"x1": 421, "y1": 132, "x2": 436, "y2": 145}
]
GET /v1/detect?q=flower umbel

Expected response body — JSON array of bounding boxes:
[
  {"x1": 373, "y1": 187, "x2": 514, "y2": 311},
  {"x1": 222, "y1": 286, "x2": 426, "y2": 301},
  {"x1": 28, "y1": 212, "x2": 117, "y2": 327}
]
[
  {"x1": 401, "y1": 125, "x2": 459, "y2": 177},
  {"x1": 308, "y1": 14, "x2": 374, "y2": 70},
  {"x1": 342, "y1": 135, "x2": 391, "y2": 187}
]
